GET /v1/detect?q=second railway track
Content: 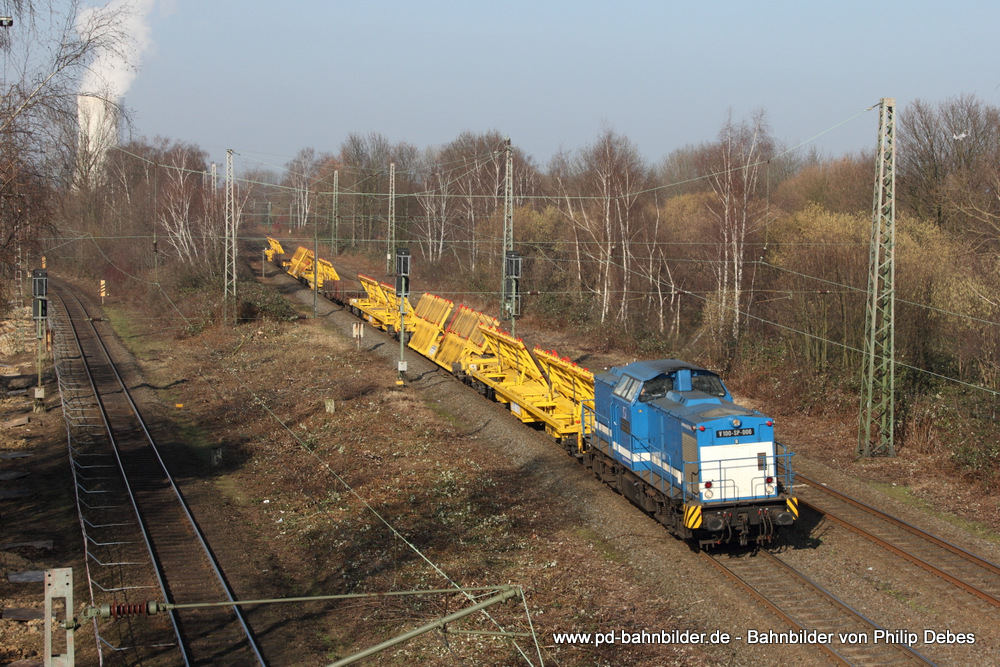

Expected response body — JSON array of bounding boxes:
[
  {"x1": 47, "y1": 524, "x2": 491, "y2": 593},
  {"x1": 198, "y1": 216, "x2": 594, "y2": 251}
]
[
  {"x1": 702, "y1": 549, "x2": 934, "y2": 666},
  {"x1": 52, "y1": 280, "x2": 265, "y2": 665},
  {"x1": 794, "y1": 472, "x2": 1000, "y2": 610}
]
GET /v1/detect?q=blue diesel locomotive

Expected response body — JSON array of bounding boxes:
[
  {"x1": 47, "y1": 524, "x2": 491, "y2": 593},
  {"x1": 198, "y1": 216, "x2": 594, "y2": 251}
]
[{"x1": 583, "y1": 360, "x2": 797, "y2": 547}]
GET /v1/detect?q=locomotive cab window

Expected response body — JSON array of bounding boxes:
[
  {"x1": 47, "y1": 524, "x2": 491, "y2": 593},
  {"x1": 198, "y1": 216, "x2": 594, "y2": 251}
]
[
  {"x1": 639, "y1": 374, "x2": 674, "y2": 402},
  {"x1": 612, "y1": 376, "x2": 641, "y2": 402},
  {"x1": 691, "y1": 373, "x2": 726, "y2": 397}
]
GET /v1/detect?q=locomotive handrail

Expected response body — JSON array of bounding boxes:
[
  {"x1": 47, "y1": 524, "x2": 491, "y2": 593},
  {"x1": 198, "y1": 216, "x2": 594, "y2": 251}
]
[
  {"x1": 685, "y1": 450, "x2": 795, "y2": 503},
  {"x1": 623, "y1": 430, "x2": 654, "y2": 461},
  {"x1": 578, "y1": 399, "x2": 596, "y2": 450},
  {"x1": 775, "y1": 441, "x2": 796, "y2": 490}
]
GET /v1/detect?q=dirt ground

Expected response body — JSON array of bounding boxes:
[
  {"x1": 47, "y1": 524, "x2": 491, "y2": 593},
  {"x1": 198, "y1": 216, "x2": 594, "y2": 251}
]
[
  {"x1": 1, "y1": 352, "x2": 82, "y2": 666},
  {"x1": 2, "y1": 253, "x2": 1000, "y2": 665}
]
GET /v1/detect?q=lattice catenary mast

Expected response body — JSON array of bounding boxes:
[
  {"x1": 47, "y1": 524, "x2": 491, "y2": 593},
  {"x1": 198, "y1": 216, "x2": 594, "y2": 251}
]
[
  {"x1": 858, "y1": 98, "x2": 896, "y2": 458},
  {"x1": 500, "y1": 138, "x2": 517, "y2": 331},
  {"x1": 330, "y1": 169, "x2": 339, "y2": 252},
  {"x1": 386, "y1": 162, "x2": 396, "y2": 275},
  {"x1": 224, "y1": 149, "x2": 237, "y2": 323}
]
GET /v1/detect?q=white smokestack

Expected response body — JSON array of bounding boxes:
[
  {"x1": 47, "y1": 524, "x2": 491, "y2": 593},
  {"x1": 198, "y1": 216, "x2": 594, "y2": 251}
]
[
  {"x1": 77, "y1": 0, "x2": 156, "y2": 102},
  {"x1": 75, "y1": 0, "x2": 156, "y2": 186}
]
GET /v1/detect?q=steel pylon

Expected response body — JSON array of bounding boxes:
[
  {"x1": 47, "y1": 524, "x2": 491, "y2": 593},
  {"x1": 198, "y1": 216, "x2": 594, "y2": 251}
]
[
  {"x1": 224, "y1": 149, "x2": 237, "y2": 323},
  {"x1": 386, "y1": 162, "x2": 395, "y2": 275},
  {"x1": 858, "y1": 98, "x2": 896, "y2": 458}
]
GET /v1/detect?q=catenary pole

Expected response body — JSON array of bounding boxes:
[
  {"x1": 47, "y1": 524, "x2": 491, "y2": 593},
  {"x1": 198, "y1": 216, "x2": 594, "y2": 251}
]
[
  {"x1": 386, "y1": 162, "x2": 395, "y2": 275},
  {"x1": 501, "y1": 138, "x2": 515, "y2": 334},
  {"x1": 330, "y1": 170, "x2": 339, "y2": 253},
  {"x1": 858, "y1": 98, "x2": 896, "y2": 458}
]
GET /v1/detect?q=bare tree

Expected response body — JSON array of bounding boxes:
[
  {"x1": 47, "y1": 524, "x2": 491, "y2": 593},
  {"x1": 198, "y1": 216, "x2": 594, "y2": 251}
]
[
  {"x1": 435, "y1": 131, "x2": 507, "y2": 272},
  {"x1": 899, "y1": 95, "x2": 1000, "y2": 232},
  {"x1": 339, "y1": 132, "x2": 391, "y2": 247},
  {"x1": 428, "y1": 131, "x2": 541, "y2": 274},
  {"x1": 286, "y1": 148, "x2": 321, "y2": 229},
  {"x1": 773, "y1": 151, "x2": 872, "y2": 215},
  {"x1": 156, "y1": 141, "x2": 209, "y2": 265},
  {"x1": 0, "y1": 1, "x2": 137, "y2": 307},
  {"x1": 699, "y1": 110, "x2": 774, "y2": 350},
  {"x1": 553, "y1": 128, "x2": 651, "y2": 325},
  {"x1": 412, "y1": 147, "x2": 450, "y2": 262}
]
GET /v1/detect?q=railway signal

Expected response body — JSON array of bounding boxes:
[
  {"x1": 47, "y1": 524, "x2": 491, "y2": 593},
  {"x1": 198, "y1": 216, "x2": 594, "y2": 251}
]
[
  {"x1": 395, "y1": 247, "x2": 410, "y2": 385},
  {"x1": 32, "y1": 267, "x2": 47, "y2": 298},
  {"x1": 503, "y1": 250, "x2": 522, "y2": 327},
  {"x1": 32, "y1": 269, "x2": 47, "y2": 412}
]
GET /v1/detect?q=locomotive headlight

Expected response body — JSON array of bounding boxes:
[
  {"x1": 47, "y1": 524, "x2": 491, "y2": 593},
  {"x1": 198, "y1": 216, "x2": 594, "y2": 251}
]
[
  {"x1": 766, "y1": 484, "x2": 775, "y2": 494},
  {"x1": 732, "y1": 418, "x2": 741, "y2": 428},
  {"x1": 704, "y1": 490, "x2": 714, "y2": 499}
]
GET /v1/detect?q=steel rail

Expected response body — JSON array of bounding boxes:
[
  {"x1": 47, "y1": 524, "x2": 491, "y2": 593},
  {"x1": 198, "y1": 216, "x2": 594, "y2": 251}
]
[
  {"x1": 795, "y1": 472, "x2": 1000, "y2": 609},
  {"x1": 51, "y1": 285, "x2": 189, "y2": 663},
  {"x1": 52, "y1": 282, "x2": 265, "y2": 665},
  {"x1": 702, "y1": 550, "x2": 934, "y2": 666},
  {"x1": 699, "y1": 551, "x2": 849, "y2": 666}
]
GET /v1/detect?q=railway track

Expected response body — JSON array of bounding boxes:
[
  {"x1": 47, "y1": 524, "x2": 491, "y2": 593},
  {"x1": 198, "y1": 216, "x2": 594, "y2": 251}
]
[
  {"x1": 701, "y1": 549, "x2": 933, "y2": 665},
  {"x1": 51, "y1": 281, "x2": 265, "y2": 665},
  {"x1": 795, "y1": 472, "x2": 1000, "y2": 610}
]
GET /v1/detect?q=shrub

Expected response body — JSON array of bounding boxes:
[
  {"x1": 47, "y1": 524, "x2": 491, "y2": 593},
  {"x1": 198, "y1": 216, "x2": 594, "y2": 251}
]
[{"x1": 237, "y1": 282, "x2": 298, "y2": 322}]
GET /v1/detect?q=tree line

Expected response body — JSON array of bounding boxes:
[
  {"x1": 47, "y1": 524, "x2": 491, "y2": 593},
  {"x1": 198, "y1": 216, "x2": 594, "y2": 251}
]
[{"x1": 1, "y1": 7, "x2": 997, "y2": 475}]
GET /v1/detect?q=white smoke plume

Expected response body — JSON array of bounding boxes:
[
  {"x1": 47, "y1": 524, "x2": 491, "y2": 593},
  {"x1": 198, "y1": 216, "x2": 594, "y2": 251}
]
[{"x1": 77, "y1": 0, "x2": 156, "y2": 101}]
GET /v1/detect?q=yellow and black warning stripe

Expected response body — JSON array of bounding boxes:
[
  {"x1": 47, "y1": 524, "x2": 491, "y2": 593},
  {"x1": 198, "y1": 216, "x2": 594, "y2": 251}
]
[
  {"x1": 683, "y1": 503, "x2": 702, "y2": 529},
  {"x1": 786, "y1": 497, "x2": 799, "y2": 519}
]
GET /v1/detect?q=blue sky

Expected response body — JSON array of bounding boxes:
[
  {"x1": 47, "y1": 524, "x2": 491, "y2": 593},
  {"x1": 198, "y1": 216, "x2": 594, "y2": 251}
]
[{"x1": 121, "y1": 0, "x2": 1000, "y2": 170}]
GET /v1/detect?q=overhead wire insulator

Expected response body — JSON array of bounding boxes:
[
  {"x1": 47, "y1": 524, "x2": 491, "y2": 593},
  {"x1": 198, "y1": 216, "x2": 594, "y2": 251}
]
[{"x1": 87, "y1": 600, "x2": 165, "y2": 619}]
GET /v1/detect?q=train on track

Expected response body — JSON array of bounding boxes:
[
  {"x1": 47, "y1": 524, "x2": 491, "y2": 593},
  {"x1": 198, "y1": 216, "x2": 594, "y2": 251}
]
[{"x1": 263, "y1": 237, "x2": 798, "y2": 548}]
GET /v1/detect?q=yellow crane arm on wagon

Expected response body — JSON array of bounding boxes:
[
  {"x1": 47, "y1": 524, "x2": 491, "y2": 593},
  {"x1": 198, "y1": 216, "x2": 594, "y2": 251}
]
[
  {"x1": 467, "y1": 326, "x2": 593, "y2": 441},
  {"x1": 264, "y1": 237, "x2": 287, "y2": 264}
]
